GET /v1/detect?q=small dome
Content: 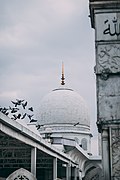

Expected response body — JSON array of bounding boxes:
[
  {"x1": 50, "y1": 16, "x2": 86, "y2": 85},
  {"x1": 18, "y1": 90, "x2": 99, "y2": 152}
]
[{"x1": 37, "y1": 86, "x2": 90, "y2": 127}]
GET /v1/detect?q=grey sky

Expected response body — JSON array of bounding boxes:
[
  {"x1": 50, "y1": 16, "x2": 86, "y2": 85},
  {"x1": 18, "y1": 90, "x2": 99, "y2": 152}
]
[{"x1": 0, "y1": 0, "x2": 98, "y2": 154}]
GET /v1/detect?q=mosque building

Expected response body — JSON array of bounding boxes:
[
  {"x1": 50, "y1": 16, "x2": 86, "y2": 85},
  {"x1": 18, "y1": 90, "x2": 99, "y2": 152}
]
[
  {"x1": 36, "y1": 64, "x2": 92, "y2": 154},
  {"x1": 1, "y1": 0, "x2": 119, "y2": 179},
  {"x1": 1, "y1": 0, "x2": 120, "y2": 179},
  {"x1": 0, "y1": 64, "x2": 101, "y2": 180}
]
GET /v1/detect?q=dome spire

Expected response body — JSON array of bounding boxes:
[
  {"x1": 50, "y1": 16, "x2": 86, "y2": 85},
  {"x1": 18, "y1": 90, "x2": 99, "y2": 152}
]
[{"x1": 61, "y1": 62, "x2": 65, "y2": 85}]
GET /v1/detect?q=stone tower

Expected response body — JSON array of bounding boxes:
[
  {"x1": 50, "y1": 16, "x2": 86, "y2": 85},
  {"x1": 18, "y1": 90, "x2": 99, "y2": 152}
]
[{"x1": 89, "y1": 0, "x2": 120, "y2": 180}]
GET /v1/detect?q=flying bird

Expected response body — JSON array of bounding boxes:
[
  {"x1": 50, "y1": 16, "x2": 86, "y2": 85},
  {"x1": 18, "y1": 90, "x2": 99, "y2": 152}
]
[
  {"x1": 12, "y1": 113, "x2": 21, "y2": 120},
  {"x1": 22, "y1": 101, "x2": 27, "y2": 109},
  {"x1": 36, "y1": 125, "x2": 41, "y2": 130},
  {"x1": 1, "y1": 107, "x2": 8, "y2": 114},
  {"x1": 74, "y1": 122, "x2": 80, "y2": 126},
  {"x1": 0, "y1": 107, "x2": 9, "y2": 116},
  {"x1": 11, "y1": 101, "x2": 18, "y2": 107},
  {"x1": 5, "y1": 112, "x2": 9, "y2": 116},
  {"x1": 21, "y1": 113, "x2": 26, "y2": 119},
  {"x1": 11, "y1": 99, "x2": 24, "y2": 107},
  {"x1": 30, "y1": 119, "x2": 37, "y2": 123},
  {"x1": 36, "y1": 124, "x2": 44, "y2": 130},
  {"x1": 12, "y1": 114, "x2": 18, "y2": 120},
  {"x1": 11, "y1": 107, "x2": 19, "y2": 113},
  {"x1": 27, "y1": 114, "x2": 34, "y2": 120},
  {"x1": 16, "y1": 99, "x2": 24, "y2": 105},
  {"x1": 17, "y1": 114, "x2": 21, "y2": 119},
  {"x1": 28, "y1": 107, "x2": 33, "y2": 112}
]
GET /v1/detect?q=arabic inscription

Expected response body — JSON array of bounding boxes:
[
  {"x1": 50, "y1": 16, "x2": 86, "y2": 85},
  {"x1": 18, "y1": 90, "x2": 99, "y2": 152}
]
[
  {"x1": 96, "y1": 13, "x2": 120, "y2": 41},
  {"x1": 103, "y1": 17, "x2": 120, "y2": 37}
]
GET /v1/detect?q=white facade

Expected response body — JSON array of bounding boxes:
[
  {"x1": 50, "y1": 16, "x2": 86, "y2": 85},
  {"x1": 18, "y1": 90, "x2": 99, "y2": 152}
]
[{"x1": 36, "y1": 85, "x2": 92, "y2": 154}]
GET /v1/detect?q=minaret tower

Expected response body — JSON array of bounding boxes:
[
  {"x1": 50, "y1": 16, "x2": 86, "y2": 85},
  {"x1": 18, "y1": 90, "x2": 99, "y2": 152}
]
[
  {"x1": 61, "y1": 62, "x2": 65, "y2": 85},
  {"x1": 89, "y1": 1, "x2": 120, "y2": 180}
]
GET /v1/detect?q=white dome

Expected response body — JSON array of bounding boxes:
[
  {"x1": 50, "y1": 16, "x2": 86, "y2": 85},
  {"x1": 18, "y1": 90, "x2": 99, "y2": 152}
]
[{"x1": 37, "y1": 86, "x2": 90, "y2": 127}]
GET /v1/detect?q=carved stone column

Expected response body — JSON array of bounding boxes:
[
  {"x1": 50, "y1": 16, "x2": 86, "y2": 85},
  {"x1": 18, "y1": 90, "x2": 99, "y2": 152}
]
[
  {"x1": 101, "y1": 129, "x2": 110, "y2": 180},
  {"x1": 31, "y1": 147, "x2": 36, "y2": 177},
  {"x1": 110, "y1": 126, "x2": 120, "y2": 179},
  {"x1": 89, "y1": 0, "x2": 120, "y2": 179},
  {"x1": 72, "y1": 166, "x2": 78, "y2": 180},
  {"x1": 74, "y1": 167, "x2": 78, "y2": 180},
  {"x1": 53, "y1": 157, "x2": 57, "y2": 180},
  {"x1": 66, "y1": 163, "x2": 71, "y2": 180}
]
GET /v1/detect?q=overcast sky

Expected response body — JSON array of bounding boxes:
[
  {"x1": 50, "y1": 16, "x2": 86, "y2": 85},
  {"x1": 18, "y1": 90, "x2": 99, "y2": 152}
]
[{"x1": 0, "y1": 0, "x2": 99, "y2": 154}]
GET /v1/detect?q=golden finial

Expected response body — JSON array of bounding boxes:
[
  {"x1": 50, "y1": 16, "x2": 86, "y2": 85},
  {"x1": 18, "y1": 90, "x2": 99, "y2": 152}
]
[{"x1": 61, "y1": 62, "x2": 65, "y2": 85}]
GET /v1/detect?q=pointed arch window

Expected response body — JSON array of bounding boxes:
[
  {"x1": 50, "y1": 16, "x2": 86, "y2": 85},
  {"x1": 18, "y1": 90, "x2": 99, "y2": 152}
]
[{"x1": 81, "y1": 138, "x2": 87, "y2": 150}]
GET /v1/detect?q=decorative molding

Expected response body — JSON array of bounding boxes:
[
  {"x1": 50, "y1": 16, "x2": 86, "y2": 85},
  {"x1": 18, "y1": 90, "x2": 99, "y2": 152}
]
[
  {"x1": 96, "y1": 44, "x2": 120, "y2": 79},
  {"x1": 14, "y1": 175, "x2": 29, "y2": 180},
  {"x1": 40, "y1": 125, "x2": 89, "y2": 132}
]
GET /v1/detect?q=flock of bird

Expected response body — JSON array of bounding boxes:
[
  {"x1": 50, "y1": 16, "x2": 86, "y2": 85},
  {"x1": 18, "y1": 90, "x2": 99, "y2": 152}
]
[
  {"x1": 0, "y1": 99, "x2": 40, "y2": 129},
  {"x1": 0, "y1": 99, "x2": 80, "y2": 129}
]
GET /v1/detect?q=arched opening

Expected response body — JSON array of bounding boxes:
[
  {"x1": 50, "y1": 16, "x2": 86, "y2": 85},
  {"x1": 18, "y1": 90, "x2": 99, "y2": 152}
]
[{"x1": 81, "y1": 138, "x2": 87, "y2": 150}]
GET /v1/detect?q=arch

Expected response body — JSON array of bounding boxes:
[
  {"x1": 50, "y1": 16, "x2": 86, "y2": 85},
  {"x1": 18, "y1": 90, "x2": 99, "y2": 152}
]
[
  {"x1": 82, "y1": 160, "x2": 102, "y2": 180},
  {"x1": 6, "y1": 168, "x2": 37, "y2": 180},
  {"x1": 81, "y1": 138, "x2": 87, "y2": 150}
]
